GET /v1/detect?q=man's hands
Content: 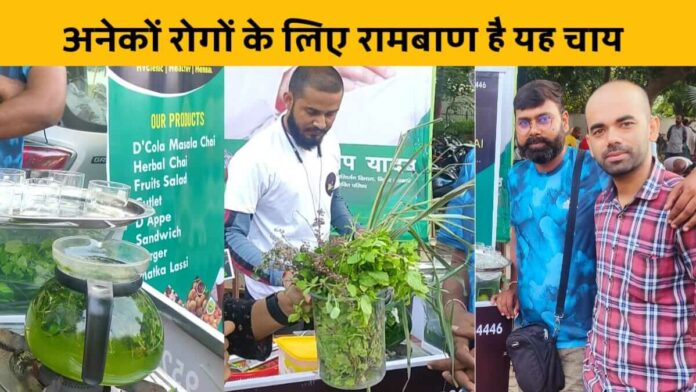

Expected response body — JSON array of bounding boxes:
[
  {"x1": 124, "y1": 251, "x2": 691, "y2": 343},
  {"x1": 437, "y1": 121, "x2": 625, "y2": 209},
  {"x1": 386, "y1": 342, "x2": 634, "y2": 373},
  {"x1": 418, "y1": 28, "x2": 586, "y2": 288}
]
[
  {"x1": 491, "y1": 284, "x2": 519, "y2": 319},
  {"x1": 428, "y1": 312, "x2": 476, "y2": 392},
  {"x1": 666, "y1": 170, "x2": 696, "y2": 231},
  {"x1": 427, "y1": 310, "x2": 476, "y2": 391},
  {"x1": 0, "y1": 75, "x2": 25, "y2": 102},
  {"x1": 279, "y1": 271, "x2": 312, "y2": 316}
]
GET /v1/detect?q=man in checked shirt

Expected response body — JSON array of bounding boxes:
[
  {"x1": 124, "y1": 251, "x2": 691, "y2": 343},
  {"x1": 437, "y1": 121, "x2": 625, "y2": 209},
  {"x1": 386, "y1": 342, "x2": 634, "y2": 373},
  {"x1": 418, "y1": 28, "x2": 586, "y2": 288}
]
[{"x1": 583, "y1": 80, "x2": 696, "y2": 391}]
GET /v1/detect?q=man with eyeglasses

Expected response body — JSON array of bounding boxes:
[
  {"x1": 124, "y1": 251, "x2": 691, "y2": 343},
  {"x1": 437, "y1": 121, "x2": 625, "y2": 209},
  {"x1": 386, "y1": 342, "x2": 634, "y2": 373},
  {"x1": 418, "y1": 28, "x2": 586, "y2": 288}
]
[{"x1": 491, "y1": 80, "x2": 696, "y2": 391}]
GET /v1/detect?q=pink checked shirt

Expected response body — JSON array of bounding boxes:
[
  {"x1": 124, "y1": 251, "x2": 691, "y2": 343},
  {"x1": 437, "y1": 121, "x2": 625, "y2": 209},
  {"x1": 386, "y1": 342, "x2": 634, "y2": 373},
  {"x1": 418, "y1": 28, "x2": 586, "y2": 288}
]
[{"x1": 584, "y1": 162, "x2": 696, "y2": 391}]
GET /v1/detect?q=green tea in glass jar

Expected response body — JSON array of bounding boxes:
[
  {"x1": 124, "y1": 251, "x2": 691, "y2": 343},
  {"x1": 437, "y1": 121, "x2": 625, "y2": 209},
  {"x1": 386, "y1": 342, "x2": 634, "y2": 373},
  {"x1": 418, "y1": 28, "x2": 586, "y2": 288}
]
[{"x1": 25, "y1": 236, "x2": 164, "y2": 386}]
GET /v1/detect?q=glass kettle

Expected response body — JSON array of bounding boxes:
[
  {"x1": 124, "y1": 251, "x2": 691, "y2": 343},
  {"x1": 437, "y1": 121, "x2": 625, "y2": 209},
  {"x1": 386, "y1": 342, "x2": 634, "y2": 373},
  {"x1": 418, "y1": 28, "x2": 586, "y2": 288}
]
[{"x1": 24, "y1": 236, "x2": 164, "y2": 386}]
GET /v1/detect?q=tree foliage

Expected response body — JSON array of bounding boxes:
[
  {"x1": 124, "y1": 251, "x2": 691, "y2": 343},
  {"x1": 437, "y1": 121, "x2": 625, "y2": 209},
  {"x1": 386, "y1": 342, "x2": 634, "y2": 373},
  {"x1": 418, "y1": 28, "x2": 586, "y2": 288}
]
[
  {"x1": 434, "y1": 67, "x2": 474, "y2": 141},
  {"x1": 517, "y1": 67, "x2": 696, "y2": 114},
  {"x1": 435, "y1": 67, "x2": 474, "y2": 116}
]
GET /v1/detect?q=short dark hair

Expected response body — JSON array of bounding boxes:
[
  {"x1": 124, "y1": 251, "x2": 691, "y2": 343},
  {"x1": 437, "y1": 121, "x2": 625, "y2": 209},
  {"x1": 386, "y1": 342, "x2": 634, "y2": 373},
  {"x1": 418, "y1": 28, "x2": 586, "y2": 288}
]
[
  {"x1": 514, "y1": 80, "x2": 564, "y2": 113},
  {"x1": 288, "y1": 67, "x2": 344, "y2": 98}
]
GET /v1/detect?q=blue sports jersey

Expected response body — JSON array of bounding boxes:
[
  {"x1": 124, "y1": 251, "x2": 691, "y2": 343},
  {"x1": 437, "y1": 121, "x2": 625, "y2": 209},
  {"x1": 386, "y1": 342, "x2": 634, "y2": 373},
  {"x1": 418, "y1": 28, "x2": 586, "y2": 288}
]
[{"x1": 507, "y1": 147, "x2": 609, "y2": 348}]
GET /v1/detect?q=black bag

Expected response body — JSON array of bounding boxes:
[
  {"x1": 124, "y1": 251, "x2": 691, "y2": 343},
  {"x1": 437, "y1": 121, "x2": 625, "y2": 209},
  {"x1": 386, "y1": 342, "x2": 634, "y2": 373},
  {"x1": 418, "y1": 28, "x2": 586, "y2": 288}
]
[
  {"x1": 505, "y1": 149, "x2": 585, "y2": 392},
  {"x1": 507, "y1": 324, "x2": 564, "y2": 392}
]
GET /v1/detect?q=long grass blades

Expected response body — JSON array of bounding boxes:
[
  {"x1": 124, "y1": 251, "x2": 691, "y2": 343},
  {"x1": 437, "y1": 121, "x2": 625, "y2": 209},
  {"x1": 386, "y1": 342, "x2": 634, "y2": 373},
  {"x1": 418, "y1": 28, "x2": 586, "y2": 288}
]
[
  {"x1": 400, "y1": 302, "x2": 412, "y2": 392},
  {"x1": 385, "y1": 160, "x2": 466, "y2": 226},
  {"x1": 391, "y1": 180, "x2": 471, "y2": 239},
  {"x1": 407, "y1": 228, "x2": 457, "y2": 375},
  {"x1": 367, "y1": 119, "x2": 442, "y2": 230}
]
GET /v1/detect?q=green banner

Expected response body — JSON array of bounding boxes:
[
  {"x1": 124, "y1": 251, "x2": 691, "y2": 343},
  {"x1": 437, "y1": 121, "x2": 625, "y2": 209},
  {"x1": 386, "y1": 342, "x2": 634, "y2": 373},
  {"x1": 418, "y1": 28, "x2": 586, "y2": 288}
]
[
  {"x1": 338, "y1": 125, "x2": 431, "y2": 238},
  {"x1": 222, "y1": 135, "x2": 431, "y2": 239},
  {"x1": 108, "y1": 67, "x2": 224, "y2": 329}
]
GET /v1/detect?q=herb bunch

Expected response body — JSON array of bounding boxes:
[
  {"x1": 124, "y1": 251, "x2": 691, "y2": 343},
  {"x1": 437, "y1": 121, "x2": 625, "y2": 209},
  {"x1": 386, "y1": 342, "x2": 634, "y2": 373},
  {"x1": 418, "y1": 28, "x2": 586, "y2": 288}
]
[{"x1": 259, "y1": 120, "x2": 474, "y2": 390}]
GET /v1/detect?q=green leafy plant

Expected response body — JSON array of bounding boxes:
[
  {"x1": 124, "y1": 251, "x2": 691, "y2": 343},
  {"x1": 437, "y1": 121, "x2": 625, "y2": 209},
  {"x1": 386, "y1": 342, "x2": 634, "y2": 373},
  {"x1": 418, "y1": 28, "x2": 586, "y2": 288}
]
[
  {"x1": 0, "y1": 239, "x2": 54, "y2": 312},
  {"x1": 0, "y1": 228, "x2": 123, "y2": 314},
  {"x1": 261, "y1": 120, "x2": 473, "y2": 390},
  {"x1": 433, "y1": 119, "x2": 475, "y2": 141}
]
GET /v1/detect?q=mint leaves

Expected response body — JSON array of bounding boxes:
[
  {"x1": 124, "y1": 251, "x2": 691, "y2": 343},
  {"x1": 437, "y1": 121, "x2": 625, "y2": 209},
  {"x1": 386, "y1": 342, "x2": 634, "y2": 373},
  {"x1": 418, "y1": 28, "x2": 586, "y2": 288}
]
[
  {"x1": 283, "y1": 229, "x2": 427, "y2": 389},
  {"x1": 0, "y1": 239, "x2": 55, "y2": 312}
]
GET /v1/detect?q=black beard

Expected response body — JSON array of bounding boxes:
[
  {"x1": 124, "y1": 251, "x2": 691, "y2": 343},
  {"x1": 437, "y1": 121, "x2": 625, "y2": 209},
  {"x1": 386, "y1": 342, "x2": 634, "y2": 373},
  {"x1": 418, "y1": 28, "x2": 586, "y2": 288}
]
[
  {"x1": 518, "y1": 132, "x2": 565, "y2": 164},
  {"x1": 286, "y1": 110, "x2": 323, "y2": 150}
]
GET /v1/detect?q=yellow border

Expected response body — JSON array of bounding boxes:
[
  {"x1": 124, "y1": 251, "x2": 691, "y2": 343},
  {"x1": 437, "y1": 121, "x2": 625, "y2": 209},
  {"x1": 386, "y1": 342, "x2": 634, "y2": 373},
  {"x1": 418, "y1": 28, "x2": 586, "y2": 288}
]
[{"x1": 2, "y1": 0, "x2": 695, "y2": 65}]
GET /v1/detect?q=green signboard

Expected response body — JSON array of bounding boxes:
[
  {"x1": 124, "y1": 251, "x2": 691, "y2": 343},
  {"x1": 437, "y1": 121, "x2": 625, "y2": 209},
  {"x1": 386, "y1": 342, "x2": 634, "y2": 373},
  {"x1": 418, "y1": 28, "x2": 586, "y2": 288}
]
[{"x1": 108, "y1": 66, "x2": 224, "y2": 329}]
